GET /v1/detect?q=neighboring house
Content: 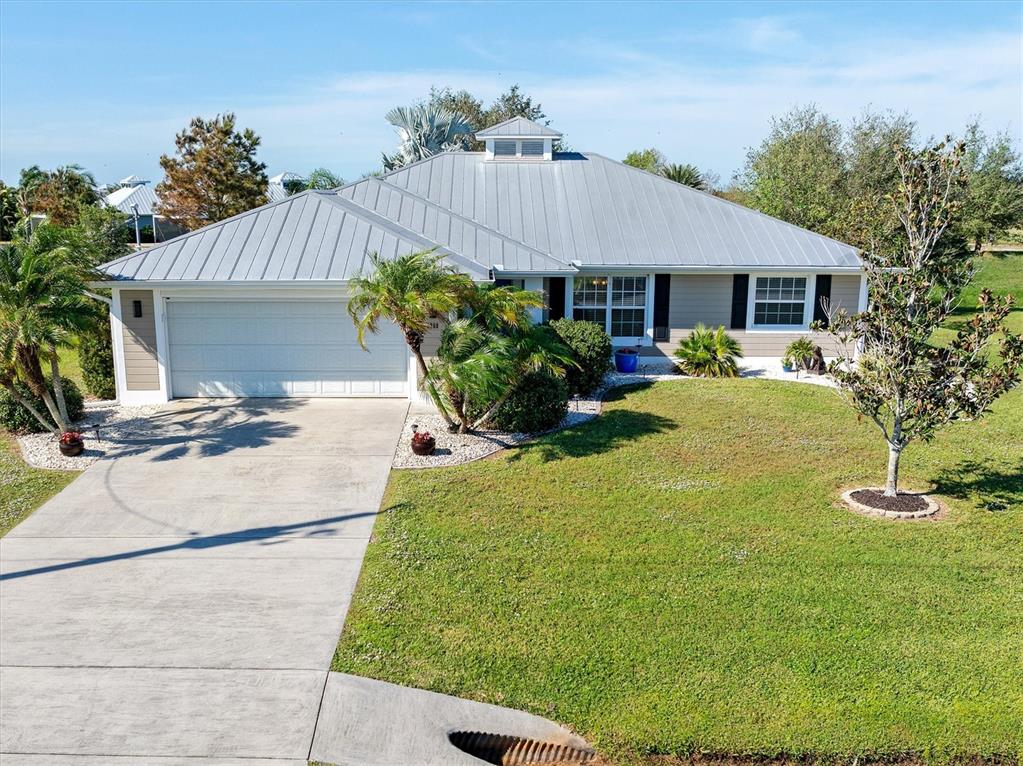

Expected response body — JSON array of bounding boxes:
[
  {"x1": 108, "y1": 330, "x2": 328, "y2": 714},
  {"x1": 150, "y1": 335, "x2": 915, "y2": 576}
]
[
  {"x1": 102, "y1": 177, "x2": 186, "y2": 243},
  {"x1": 267, "y1": 172, "x2": 306, "y2": 202},
  {"x1": 93, "y1": 117, "x2": 865, "y2": 406}
]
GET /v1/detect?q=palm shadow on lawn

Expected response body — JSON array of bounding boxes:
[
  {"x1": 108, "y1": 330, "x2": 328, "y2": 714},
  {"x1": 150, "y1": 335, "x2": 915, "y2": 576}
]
[{"x1": 509, "y1": 382, "x2": 676, "y2": 462}]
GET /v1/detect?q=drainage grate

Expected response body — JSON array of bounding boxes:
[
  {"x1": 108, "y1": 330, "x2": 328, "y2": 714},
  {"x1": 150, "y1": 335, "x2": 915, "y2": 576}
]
[{"x1": 448, "y1": 730, "x2": 596, "y2": 765}]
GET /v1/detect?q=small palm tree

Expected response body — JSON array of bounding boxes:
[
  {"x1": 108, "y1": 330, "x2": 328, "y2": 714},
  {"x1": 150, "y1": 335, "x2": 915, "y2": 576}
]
[
  {"x1": 382, "y1": 104, "x2": 474, "y2": 170},
  {"x1": 0, "y1": 224, "x2": 97, "y2": 432},
  {"x1": 304, "y1": 168, "x2": 345, "y2": 190},
  {"x1": 347, "y1": 249, "x2": 473, "y2": 428},
  {"x1": 660, "y1": 163, "x2": 706, "y2": 190},
  {"x1": 673, "y1": 324, "x2": 744, "y2": 378}
]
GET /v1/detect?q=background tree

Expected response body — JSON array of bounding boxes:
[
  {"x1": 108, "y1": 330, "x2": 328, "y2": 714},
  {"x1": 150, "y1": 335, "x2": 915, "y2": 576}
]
[
  {"x1": 303, "y1": 168, "x2": 346, "y2": 190},
  {"x1": 737, "y1": 105, "x2": 847, "y2": 238},
  {"x1": 958, "y1": 122, "x2": 1023, "y2": 251},
  {"x1": 661, "y1": 163, "x2": 707, "y2": 190},
  {"x1": 382, "y1": 104, "x2": 473, "y2": 171},
  {"x1": 24, "y1": 165, "x2": 100, "y2": 227},
  {"x1": 429, "y1": 84, "x2": 549, "y2": 152},
  {"x1": 823, "y1": 139, "x2": 1022, "y2": 497},
  {"x1": 623, "y1": 148, "x2": 666, "y2": 174},
  {"x1": 156, "y1": 113, "x2": 268, "y2": 230},
  {"x1": 0, "y1": 182, "x2": 19, "y2": 240}
]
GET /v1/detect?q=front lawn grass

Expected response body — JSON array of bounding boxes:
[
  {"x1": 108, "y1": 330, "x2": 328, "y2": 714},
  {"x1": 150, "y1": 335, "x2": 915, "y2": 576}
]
[
  {"x1": 334, "y1": 380, "x2": 1022, "y2": 764},
  {"x1": 931, "y1": 251, "x2": 1023, "y2": 349},
  {"x1": 0, "y1": 435, "x2": 76, "y2": 536}
]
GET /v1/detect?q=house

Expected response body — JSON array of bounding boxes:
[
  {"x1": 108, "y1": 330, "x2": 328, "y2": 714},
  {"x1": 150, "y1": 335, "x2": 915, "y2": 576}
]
[
  {"x1": 93, "y1": 117, "x2": 865, "y2": 406},
  {"x1": 102, "y1": 177, "x2": 186, "y2": 243},
  {"x1": 267, "y1": 172, "x2": 306, "y2": 202}
]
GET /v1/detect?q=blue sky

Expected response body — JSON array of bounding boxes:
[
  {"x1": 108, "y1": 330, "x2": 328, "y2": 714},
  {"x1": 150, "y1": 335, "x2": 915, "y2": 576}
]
[{"x1": 1, "y1": 1, "x2": 1020, "y2": 186}]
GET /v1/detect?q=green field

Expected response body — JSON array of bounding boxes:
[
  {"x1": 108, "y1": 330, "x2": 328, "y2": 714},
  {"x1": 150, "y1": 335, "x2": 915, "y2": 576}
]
[
  {"x1": 335, "y1": 254, "x2": 1023, "y2": 763},
  {"x1": 931, "y1": 251, "x2": 1023, "y2": 348}
]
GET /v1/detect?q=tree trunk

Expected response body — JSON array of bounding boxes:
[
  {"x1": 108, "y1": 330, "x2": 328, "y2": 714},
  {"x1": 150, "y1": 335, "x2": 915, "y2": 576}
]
[
  {"x1": 409, "y1": 343, "x2": 457, "y2": 430},
  {"x1": 471, "y1": 385, "x2": 514, "y2": 431},
  {"x1": 0, "y1": 377, "x2": 59, "y2": 434},
  {"x1": 884, "y1": 443, "x2": 902, "y2": 497},
  {"x1": 48, "y1": 344, "x2": 70, "y2": 426},
  {"x1": 17, "y1": 345, "x2": 68, "y2": 431}
]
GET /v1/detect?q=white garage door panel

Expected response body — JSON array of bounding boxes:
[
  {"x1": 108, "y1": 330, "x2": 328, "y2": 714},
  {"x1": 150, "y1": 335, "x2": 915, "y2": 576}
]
[{"x1": 167, "y1": 300, "x2": 408, "y2": 398}]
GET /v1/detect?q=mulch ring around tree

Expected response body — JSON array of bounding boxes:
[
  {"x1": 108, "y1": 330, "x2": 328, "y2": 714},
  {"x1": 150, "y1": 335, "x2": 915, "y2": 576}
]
[{"x1": 841, "y1": 487, "x2": 943, "y2": 520}]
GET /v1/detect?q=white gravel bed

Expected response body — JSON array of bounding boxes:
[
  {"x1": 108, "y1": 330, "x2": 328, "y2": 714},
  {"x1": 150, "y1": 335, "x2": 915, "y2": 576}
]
[
  {"x1": 16, "y1": 403, "x2": 165, "y2": 471},
  {"x1": 392, "y1": 365, "x2": 835, "y2": 469}
]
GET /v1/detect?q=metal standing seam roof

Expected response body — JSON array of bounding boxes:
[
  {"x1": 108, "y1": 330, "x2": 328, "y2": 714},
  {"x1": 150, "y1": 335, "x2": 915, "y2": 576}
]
[
  {"x1": 475, "y1": 116, "x2": 563, "y2": 138},
  {"x1": 98, "y1": 146, "x2": 860, "y2": 283},
  {"x1": 104, "y1": 184, "x2": 160, "y2": 216}
]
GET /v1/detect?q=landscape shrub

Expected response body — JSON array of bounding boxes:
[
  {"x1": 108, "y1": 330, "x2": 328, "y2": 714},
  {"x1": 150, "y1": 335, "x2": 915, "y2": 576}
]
[
  {"x1": 472, "y1": 371, "x2": 568, "y2": 433},
  {"x1": 0, "y1": 378, "x2": 85, "y2": 434},
  {"x1": 783, "y1": 336, "x2": 816, "y2": 370},
  {"x1": 79, "y1": 320, "x2": 116, "y2": 400},
  {"x1": 548, "y1": 318, "x2": 612, "y2": 395},
  {"x1": 673, "y1": 324, "x2": 744, "y2": 377}
]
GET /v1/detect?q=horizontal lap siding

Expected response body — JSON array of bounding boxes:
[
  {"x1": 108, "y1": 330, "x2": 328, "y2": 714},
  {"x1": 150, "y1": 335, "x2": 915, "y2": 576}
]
[
  {"x1": 119, "y1": 290, "x2": 160, "y2": 391},
  {"x1": 646, "y1": 274, "x2": 861, "y2": 358}
]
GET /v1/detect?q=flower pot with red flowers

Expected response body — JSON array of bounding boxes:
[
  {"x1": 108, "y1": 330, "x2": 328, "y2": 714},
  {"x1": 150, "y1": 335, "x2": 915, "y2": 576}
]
[
  {"x1": 614, "y1": 347, "x2": 640, "y2": 373},
  {"x1": 58, "y1": 431, "x2": 85, "y2": 457},
  {"x1": 410, "y1": 429, "x2": 436, "y2": 456}
]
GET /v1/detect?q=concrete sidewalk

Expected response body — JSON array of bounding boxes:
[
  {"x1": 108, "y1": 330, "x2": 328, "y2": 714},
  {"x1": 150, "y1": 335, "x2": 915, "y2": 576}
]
[{"x1": 0, "y1": 398, "x2": 407, "y2": 762}]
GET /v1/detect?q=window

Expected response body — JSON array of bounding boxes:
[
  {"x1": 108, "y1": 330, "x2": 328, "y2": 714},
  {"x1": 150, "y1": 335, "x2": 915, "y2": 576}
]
[
  {"x1": 572, "y1": 275, "x2": 647, "y2": 338},
  {"x1": 493, "y1": 140, "x2": 517, "y2": 157},
  {"x1": 132, "y1": 300, "x2": 143, "y2": 318},
  {"x1": 572, "y1": 276, "x2": 608, "y2": 328},
  {"x1": 521, "y1": 140, "x2": 544, "y2": 157},
  {"x1": 753, "y1": 276, "x2": 807, "y2": 326}
]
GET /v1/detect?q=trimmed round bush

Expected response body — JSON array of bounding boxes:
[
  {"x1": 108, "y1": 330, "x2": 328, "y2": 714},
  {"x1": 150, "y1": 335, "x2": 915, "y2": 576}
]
[
  {"x1": 475, "y1": 371, "x2": 568, "y2": 434},
  {"x1": 0, "y1": 378, "x2": 85, "y2": 434},
  {"x1": 548, "y1": 318, "x2": 612, "y2": 396},
  {"x1": 79, "y1": 321, "x2": 116, "y2": 400}
]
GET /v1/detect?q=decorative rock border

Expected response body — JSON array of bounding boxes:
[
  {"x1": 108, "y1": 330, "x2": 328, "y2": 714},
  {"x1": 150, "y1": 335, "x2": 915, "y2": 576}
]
[{"x1": 841, "y1": 488, "x2": 941, "y2": 520}]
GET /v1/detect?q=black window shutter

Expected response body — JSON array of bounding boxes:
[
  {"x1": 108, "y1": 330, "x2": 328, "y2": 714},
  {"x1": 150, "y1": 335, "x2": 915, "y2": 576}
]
[
  {"x1": 730, "y1": 274, "x2": 749, "y2": 329},
  {"x1": 653, "y1": 274, "x2": 671, "y2": 341},
  {"x1": 813, "y1": 275, "x2": 832, "y2": 326},
  {"x1": 494, "y1": 278, "x2": 513, "y2": 287},
  {"x1": 547, "y1": 277, "x2": 566, "y2": 320}
]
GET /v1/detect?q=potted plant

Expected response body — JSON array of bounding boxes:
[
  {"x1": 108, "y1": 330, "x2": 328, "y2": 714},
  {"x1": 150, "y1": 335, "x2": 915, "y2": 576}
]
[
  {"x1": 410, "y1": 427, "x2": 436, "y2": 456},
  {"x1": 781, "y1": 356, "x2": 794, "y2": 373},
  {"x1": 58, "y1": 430, "x2": 85, "y2": 457},
  {"x1": 614, "y1": 346, "x2": 639, "y2": 373},
  {"x1": 784, "y1": 336, "x2": 815, "y2": 371}
]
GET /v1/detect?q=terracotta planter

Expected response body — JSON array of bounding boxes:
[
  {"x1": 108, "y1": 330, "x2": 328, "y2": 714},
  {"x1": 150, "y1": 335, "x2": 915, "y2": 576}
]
[
  {"x1": 59, "y1": 438, "x2": 84, "y2": 457},
  {"x1": 411, "y1": 437, "x2": 436, "y2": 456}
]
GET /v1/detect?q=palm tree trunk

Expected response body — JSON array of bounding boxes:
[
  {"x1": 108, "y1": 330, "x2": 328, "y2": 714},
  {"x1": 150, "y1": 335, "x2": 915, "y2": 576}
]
[
  {"x1": 0, "y1": 377, "x2": 59, "y2": 434},
  {"x1": 17, "y1": 345, "x2": 68, "y2": 431},
  {"x1": 48, "y1": 344, "x2": 70, "y2": 426},
  {"x1": 470, "y1": 385, "x2": 514, "y2": 431},
  {"x1": 411, "y1": 344, "x2": 457, "y2": 429}
]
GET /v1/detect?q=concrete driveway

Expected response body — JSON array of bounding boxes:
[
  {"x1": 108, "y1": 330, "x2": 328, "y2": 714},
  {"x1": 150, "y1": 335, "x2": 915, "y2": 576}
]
[{"x1": 0, "y1": 398, "x2": 408, "y2": 764}]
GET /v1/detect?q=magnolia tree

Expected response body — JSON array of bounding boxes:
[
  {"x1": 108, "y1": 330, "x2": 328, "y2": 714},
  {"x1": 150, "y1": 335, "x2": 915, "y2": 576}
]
[{"x1": 822, "y1": 139, "x2": 1023, "y2": 497}]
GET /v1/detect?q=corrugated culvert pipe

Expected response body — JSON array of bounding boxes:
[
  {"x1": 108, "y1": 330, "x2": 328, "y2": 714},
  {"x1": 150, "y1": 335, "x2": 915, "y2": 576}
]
[{"x1": 448, "y1": 730, "x2": 596, "y2": 765}]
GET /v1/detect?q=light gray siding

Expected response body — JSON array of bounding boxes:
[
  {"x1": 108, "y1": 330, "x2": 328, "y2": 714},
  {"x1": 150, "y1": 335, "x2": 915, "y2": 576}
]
[
  {"x1": 119, "y1": 290, "x2": 160, "y2": 390},
  {"x1": 647, "y1": 273, "x2": 861, "y2": 359}
]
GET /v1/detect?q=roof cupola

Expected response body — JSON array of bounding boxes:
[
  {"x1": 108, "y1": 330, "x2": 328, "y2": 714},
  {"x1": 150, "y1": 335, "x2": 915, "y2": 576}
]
[{"x1": 476, "y1": 116, "x2": 561, "y2": 161}]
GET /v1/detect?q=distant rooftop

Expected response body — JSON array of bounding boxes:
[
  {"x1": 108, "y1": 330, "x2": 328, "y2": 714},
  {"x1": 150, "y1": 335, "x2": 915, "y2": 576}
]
[{"x1": 475, "y1": 116, "x2": 561, "y2": 139}]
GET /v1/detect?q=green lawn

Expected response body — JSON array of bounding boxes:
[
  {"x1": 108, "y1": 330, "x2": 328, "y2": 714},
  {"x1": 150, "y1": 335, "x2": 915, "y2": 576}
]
[
  {"x1": 334, "y1": 379, "x2": 1022, "y2": 763},
  {"x1": 57, "y1": 343, "x2": 85, "y2": 392},
  {"x1": 931, "y1": 251, "x2": 1023, "y2": 348},
  {"x1": 0, "y1": 435, "x2": 76, "y2": 536}
]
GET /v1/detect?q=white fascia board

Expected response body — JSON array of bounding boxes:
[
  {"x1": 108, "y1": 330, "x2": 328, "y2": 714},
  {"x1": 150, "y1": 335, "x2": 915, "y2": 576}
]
[
  {"x1": 88, "y1": 279, "x2": 352, "y2": 289},
  {"x1": 570, "y1": 264, "x2": 865, "y2": 274}
]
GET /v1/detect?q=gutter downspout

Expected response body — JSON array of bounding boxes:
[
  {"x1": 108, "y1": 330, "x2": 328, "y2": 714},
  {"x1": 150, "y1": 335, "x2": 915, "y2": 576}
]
[{"x1": 85, "y1": 290, "x2": 112, "y2": 305}]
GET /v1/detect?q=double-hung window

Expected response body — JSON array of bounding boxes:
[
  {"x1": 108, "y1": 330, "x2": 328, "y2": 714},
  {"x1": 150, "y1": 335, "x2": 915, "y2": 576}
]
[
  {"x1": 573, "y1": 275, "x2": 648, "y2": 340},
  {"x1": 753, "y1": 276, "x2": 807, "y2": 327}
]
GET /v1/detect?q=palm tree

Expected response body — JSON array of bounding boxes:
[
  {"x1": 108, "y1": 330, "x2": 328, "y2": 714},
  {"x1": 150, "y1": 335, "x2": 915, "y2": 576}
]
[
  {"x1": 0, "y1": 224, "x2": 96, "y2": 432},
  {"x1": 347, "y1": 249, "x2": 473, "y2": 428},
  {"x1": 430, "y1": 284, "x2": 575, "y2": 432},
  {"x1": 304, "y1": 168, "x2": 345, "y2": 190},
  {"x1": 673, "y1": 324, "x2": 744, "y2": 378},
  {"x1": 382, "y1": 104, "x2": 474, "y2": 170},
  {"x1": 660, "y1": 163, "x2": 706, "y2": 190}
]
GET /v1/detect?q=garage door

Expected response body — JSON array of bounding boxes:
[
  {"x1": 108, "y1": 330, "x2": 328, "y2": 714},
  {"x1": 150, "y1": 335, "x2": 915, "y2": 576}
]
[{"x1": 166, "y1": 300, "x2": 409, "y2": 398}]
